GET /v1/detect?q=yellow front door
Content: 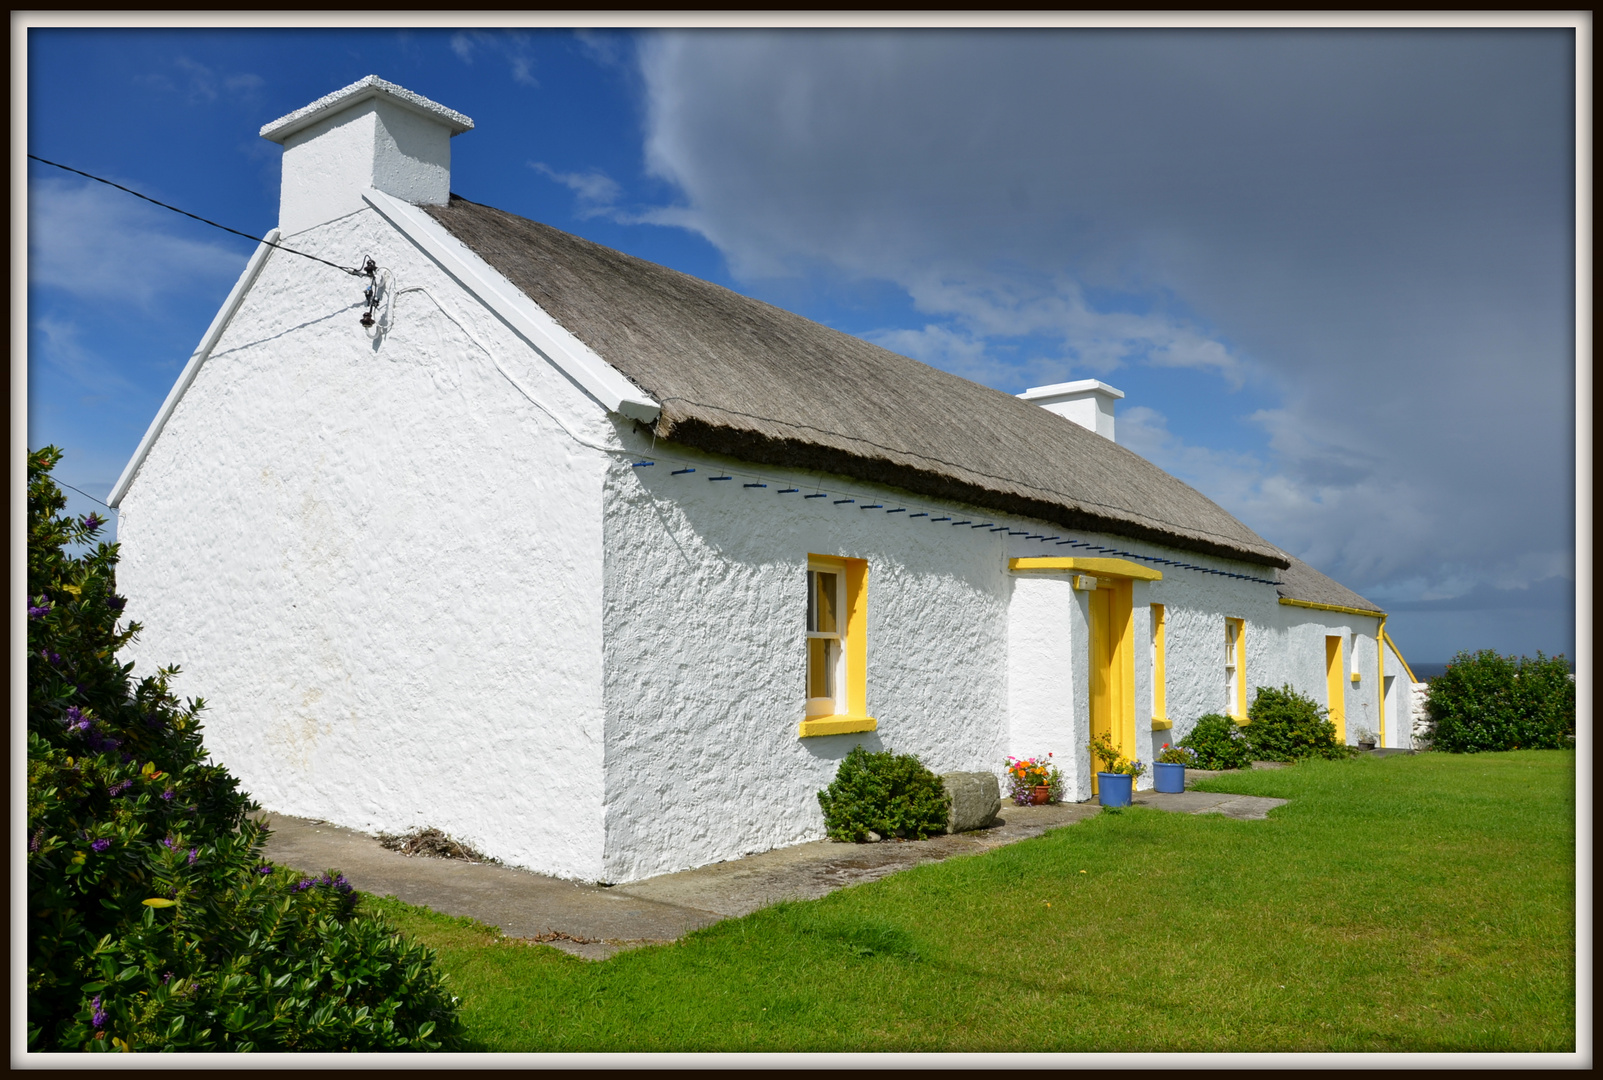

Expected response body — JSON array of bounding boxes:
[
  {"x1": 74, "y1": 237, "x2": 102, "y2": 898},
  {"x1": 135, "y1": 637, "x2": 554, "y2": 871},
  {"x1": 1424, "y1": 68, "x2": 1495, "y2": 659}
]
[
  {"x1": 1088, "y1": 580, "x2": 1135, "y2": 795},
  {"x1": 1325, "y1": 636, "x2": 1346, "y2": 742}
]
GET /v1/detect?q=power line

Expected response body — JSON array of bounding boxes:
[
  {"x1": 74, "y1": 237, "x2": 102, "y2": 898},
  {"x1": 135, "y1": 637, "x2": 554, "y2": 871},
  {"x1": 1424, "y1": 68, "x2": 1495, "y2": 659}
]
[
  {"x1": 27, "y1": 154, "x2": 367, "y2": 278},
  {"x1": 59, "y1": 482, "x2": 116, "y2": 511}
]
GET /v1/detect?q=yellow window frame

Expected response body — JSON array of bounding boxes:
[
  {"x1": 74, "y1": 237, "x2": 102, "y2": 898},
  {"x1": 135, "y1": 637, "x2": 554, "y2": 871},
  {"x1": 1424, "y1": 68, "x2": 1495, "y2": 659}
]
[
  {"x1": 799, "y1": 555, "x2": 875, "y2": 737},
  {"x1": 1225, "y1": 617, "x2": 1247, "y2": 721},
  {"x1": 1150, "y1": 603, "x2": 1169, "y2": 729}
]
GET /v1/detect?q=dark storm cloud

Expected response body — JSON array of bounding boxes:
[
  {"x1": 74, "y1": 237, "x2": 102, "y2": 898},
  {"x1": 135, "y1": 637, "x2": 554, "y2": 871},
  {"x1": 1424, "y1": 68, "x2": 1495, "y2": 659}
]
[{"x1": 629, "y1": 29, "x2": 1575, "y2": 644}]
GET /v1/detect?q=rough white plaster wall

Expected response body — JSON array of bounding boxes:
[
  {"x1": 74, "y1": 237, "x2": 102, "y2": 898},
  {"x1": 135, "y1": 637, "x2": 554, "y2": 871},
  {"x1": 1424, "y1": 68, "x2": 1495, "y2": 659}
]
[
  {"x1": 1005, "y1": 575, "x2": 1085, "y2": 800},
  {"x1": 278, "y1": 101, "x2": 451, "y2": 236},
  {"x1": 601, "y1": 454, "x2": 1010, "y2": 883},
  {"x1": 115, "y1": 207, "x2": 614, "y2": 880}
]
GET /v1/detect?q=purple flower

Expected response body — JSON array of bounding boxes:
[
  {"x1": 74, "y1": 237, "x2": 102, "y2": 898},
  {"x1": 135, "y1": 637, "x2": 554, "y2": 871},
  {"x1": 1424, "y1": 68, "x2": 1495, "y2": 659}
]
[
  {"x1": 256, "y1": 865, "x2": 272, "y2": 875},
  {"x1": 64, "y1": 706, "x2": 89, "y2": 732},
  {"x1": 108, "y1": 596, "x2": 126, "y2": 613},
  {"x1": 29, "y1": 828, "x2": 45, "y2": 854},
  {"x1": 187, "y1": 848, "x2": 198, "y2": 866},
  {"x1": 90, "y1": 996, "x2": 106, "y2": 1028},
  {"x1": 160, "y1": 789, "x2": 175, "y2": 802},
  {"x1": 292, "y1": 879, "x2": 313, "y2": 892},
  {"x1": 82, "y1": 513, "x2": 105, "y2": 532},
  {"x1": 106, "y1": 779, "x2": 133, "y2": 798},
  {"x1": 160, "y1": 837, "x2": 176, "y2": 850},
  {"x1": 85, "y1": 730, "x2": 122, "y2": 754},
  {"x1": 28, "y1": 600, "x2": 51, "y2": 620},
  {"x1": 91, "y1": 838, "x2": 111, "y2": 853}
]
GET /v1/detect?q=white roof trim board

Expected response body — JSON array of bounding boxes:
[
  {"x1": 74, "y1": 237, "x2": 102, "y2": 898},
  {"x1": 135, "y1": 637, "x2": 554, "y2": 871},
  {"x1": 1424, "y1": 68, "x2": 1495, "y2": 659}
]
[
  {"x1": 109, "y1": 229, "x2": 282, "y2": 508},
  {"x1": 361, "y1": 188, "x2": 661, "y2": 424},
  {"x1": 259, "y1": 75, "x2": 474, "y2": 143}
]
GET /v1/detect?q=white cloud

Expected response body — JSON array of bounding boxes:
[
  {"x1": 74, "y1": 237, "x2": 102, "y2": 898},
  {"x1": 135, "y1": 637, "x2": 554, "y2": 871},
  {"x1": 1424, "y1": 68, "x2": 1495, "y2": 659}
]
[
  {"x1": 145, "y1": 57, "x2": 264, "y2": 103},
  {"x1": 31, "y1": 315, "x2": 139, "y2": 396},
  {"x1": 530, "y1": 162, "x2": 623, "y2": 218},
  {"x1": 450, "y1": 30, "x2": 539, "y2": 87},
  {"x1": 28, "y1": 178, "x2": 246, "y2": 309}
]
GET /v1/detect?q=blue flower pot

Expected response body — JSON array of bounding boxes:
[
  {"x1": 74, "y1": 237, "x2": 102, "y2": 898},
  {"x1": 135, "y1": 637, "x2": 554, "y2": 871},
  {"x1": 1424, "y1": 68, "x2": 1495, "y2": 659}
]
[
  {"x1": 1154, "y1": 762, "x2": 1186, "y2": 793},
  {"x1": 1097, "y1": 772, "x2": 1133, "y2": 807}
]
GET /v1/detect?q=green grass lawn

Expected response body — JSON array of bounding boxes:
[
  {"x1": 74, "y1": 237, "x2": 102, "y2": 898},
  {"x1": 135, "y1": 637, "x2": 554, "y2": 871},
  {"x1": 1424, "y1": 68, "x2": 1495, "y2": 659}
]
[{"x1": 367, "y1": 750, "x2": 1576, "y2": 1052}]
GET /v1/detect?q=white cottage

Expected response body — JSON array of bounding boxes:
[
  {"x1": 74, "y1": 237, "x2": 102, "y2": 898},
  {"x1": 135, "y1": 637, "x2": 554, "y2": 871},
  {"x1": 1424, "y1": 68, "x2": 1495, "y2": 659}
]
[{"x1": 109, "y1": 78, "x2": 1420, "y2": 884}]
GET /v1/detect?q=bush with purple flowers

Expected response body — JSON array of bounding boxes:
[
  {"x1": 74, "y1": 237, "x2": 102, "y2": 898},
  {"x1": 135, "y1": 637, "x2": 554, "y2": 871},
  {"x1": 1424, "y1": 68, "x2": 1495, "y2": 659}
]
[{"x1": 27, "y1": 447, "x2": 462, "y2": 1052}]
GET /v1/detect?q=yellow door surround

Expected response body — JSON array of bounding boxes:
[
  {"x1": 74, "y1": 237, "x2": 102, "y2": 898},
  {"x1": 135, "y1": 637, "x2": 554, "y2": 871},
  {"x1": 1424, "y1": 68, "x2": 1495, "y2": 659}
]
[{"x1": 1009, "y1": 557, "x2": 1163, "y2": 581}]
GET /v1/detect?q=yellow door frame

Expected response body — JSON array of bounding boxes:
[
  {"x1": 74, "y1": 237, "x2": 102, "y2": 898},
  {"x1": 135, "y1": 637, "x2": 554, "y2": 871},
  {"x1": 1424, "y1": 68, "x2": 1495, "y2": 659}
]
[
  {"x1": 1325, "y1": 635, "x2": 1346, "y2": 742},
  {"x1": 1088, "y1": 578, "x2": 1136, "y2": 793}
]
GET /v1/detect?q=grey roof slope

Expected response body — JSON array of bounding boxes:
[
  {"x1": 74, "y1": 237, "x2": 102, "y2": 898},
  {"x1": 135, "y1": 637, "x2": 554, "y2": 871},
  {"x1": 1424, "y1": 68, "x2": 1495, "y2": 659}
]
[
  {"x1": 425, "y1": 196, "x2": 1292, "y2": 568},
  {"x1": 1275, "y1": 555, "x2": 1384, "y2": 614}
]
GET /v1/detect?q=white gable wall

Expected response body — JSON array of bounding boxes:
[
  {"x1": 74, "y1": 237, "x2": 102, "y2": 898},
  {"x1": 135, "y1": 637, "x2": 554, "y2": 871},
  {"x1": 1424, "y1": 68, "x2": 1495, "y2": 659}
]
[{"x1": 114, "y1": 206, "x2": 617, "y2": 880}]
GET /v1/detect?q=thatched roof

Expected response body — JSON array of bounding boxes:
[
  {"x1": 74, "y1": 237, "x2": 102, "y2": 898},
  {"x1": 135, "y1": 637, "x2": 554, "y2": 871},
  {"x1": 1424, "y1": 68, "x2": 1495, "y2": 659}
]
[
  {"x1": 425, "y1": 196, "x2": 1292, "y2": 569},
  {"x1": 1275, "y1": 555, "x2": 1384, "y2": 614}
]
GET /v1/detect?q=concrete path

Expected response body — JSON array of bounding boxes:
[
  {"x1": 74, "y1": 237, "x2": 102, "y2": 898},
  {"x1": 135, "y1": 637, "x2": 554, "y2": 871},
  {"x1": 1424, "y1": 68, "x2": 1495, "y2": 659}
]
[{"x1": 262, "y1": 774, "x2": 1287, "y2": 960}]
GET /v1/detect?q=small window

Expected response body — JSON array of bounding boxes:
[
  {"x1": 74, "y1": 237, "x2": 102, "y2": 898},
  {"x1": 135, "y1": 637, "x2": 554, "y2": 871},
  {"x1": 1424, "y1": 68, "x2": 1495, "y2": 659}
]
[
  {"x1": 799, "y1": 556, "x2": 874, "y2": 737},
  {"x1": 806, "y1": 565, "x2": 844, "y2": 718},
  {"x1": 1150, "y1": 603, "x2": 1167, "y2": 723},
  {"x1": 1225, "y1": 617, "x2": 1246, "y2": 719}
]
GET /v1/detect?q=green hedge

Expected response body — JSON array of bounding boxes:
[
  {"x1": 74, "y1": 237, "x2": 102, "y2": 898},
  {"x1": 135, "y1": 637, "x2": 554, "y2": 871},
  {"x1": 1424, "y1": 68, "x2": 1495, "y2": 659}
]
[
  {"x1": 817, "y1": 746, "x2": 950, "y2": 842},
  {"x1": 1425, "y1": 650, "x2": 1575, "y2": 753},
  {"x1": 26, "y1": 447, "x2": 463, "y2": 1051}
]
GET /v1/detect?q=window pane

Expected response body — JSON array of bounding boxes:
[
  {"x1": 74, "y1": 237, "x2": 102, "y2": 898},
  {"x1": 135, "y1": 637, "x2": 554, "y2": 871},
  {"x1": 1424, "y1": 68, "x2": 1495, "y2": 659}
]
[
  {"x1": 815, "y1": 572, "x2": 838, "y2": 634},
  {"x1": 808, "y1": 637, "x2": 837, "y2": 701},
  {"x1": 807, "y1": 571, "x2": 817, "y2": 632}
]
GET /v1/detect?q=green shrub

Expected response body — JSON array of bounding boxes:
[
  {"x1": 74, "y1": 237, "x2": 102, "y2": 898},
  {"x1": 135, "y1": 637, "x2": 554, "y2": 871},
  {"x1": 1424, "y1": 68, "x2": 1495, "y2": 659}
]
[
  {"x1": 26, "y1": 447, "x2": 463, "y2": 1051},
  {"x1": 1426, "y1": 650, "x2": 1576, "y2": 753},
  {"x1": 1244, "y1": 684, "x2": 1353, "y2": 761},
  {"x1": 1177, "y1": 714, "x2": 1255, "y2": 770},
  {"x1": 817, "y1": 746, "x2": 950, "y2": 842}
]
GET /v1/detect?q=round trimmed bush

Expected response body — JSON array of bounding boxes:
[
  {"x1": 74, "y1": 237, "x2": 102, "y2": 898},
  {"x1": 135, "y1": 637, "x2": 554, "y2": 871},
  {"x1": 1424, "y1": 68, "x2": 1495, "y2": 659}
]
[
  {"x1": 1244, "y1": 684, "x2": 1352, "y2": 761},
  {"x1": 1177, "y1": 713, "x2": 1255, "y2": 771},
  {"x1": 817, "y1": 746, "x2": 950, "y2": 842}
]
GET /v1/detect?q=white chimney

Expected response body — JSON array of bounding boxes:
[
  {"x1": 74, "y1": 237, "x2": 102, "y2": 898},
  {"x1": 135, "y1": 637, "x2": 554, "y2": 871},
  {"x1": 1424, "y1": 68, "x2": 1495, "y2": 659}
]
[
  {"x1": 1017, "y1": 379, "x2": 1125, "y2": 441},
  {"x1": 259, "y1": 76, "x2": 474, "y2": 236}
]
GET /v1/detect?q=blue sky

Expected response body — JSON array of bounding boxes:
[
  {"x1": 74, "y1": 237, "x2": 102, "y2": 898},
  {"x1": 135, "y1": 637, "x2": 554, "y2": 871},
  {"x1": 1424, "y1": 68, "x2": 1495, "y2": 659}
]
[{"x1": 23, "y1": 23, "x2": 1580, "y2": 663}]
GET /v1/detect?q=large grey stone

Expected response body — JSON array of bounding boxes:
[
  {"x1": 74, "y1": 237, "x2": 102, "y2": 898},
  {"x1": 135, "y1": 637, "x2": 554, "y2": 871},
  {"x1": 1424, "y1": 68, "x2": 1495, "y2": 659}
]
[{"x1": 941, "y1": 772, "x2": 1001, "y2": 833}]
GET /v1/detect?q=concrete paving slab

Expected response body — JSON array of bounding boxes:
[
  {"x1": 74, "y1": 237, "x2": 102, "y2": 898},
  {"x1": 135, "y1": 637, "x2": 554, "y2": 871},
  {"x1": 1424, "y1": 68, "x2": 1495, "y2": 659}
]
[
  {"x1": 1132, "y1": 790, "x2": 1289, "y2": 820},
  {"x1": 261, "y1": 815, "x2": 724, "y2": 960},
  {"x1": 260, "y1": 790, "x2": 1281, "y2": 960},
  {"x1": 613, "y1": 800, "x2": 1101, "y2": 917}
]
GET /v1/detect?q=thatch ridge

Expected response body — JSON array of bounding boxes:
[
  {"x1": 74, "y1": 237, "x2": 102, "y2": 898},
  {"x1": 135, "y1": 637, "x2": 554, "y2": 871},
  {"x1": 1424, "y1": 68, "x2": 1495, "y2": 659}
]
[{"x1": 425, "y1": 195, "x2": 1292, "y2": 569}]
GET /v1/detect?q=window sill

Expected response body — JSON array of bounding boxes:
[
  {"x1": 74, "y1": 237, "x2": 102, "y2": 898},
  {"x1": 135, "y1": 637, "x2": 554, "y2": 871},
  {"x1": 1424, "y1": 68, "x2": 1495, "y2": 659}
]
[
  {"x1": 798, "y1": 715, "x2": 878, "y2": 738},
  {"x1": 1231, "y1": 715, "x2": 1250, "y2": 726},
  {"x1": 1151, "y1": 718, "x2": 1173, "y2": 730}
]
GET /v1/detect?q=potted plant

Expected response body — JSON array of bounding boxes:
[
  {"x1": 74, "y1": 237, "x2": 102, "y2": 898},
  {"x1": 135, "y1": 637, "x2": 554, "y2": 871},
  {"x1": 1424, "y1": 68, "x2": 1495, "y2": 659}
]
[
  {"x1": 1354, "y1": 726, "x2": 1378, "y2": 752},
  {"x1": 1005, "y1": 754, "x2": 1057, "y2": 805},
  {"x1": 1154, "y1": 743, "x2": 1195, "y2": 793},
  {"x1": 1088, "y1": 734, "x2": 1147, "y2": 808}
]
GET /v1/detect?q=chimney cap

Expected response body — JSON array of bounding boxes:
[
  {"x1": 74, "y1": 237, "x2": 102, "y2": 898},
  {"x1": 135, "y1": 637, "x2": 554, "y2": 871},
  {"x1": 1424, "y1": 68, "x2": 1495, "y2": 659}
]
[
  {"x1": 1018, "y1": 379, "x2": 1125, "y2": 402},
  {"x1": 260, "y1": 75, "x2": 474, "y2": 143}
]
